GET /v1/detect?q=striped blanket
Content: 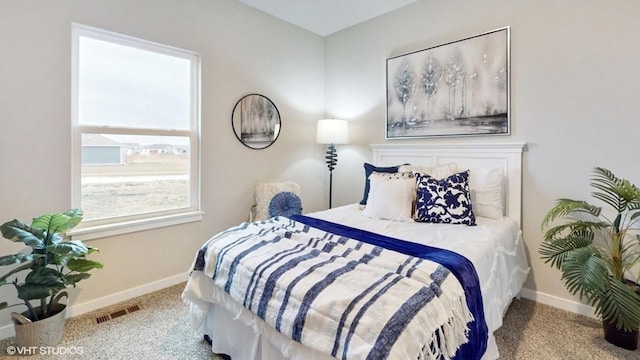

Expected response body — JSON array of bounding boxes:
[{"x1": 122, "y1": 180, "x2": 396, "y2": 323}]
[{"x1": 188, "y1": 216, "x2": 485, "y2": 360}]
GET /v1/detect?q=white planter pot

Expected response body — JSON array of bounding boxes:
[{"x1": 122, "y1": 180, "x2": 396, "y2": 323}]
[{"x1": 10, "y1": 291, "x2": 67, "y2": 348}]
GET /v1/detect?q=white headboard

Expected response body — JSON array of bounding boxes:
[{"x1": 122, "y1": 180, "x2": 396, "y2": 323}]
[{"x1": 371, "y1": 142, "x2": 526, "y2": 226}]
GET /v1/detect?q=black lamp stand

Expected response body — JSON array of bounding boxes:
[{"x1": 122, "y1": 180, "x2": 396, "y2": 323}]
[{"x1": 325, "y1": 143, "x2": 338, "y2": 208}]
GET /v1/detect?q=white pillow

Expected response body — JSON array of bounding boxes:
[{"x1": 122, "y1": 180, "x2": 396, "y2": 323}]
[
  {"x1": 468, "y1": 167, "x2": 504, "y2": 219},
  {"x1": 399, "y1": 163, "x2": 458, "y2": 179},
  {"x1": 361, "y1": 173, "x2": 414, "y2": 222}
]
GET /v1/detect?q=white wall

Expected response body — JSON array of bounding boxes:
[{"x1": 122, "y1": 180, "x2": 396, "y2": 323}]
[
  {"x1": 0, "y1": 0, "x2": 327, "y2": 335},
  {"x1": 325, "y1": 0, "x2": 640, "y2": 314}
]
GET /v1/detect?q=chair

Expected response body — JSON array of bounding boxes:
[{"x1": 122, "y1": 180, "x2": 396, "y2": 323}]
[{"x1": 250, "y1": 181, "x2": 302, "y2": 222}]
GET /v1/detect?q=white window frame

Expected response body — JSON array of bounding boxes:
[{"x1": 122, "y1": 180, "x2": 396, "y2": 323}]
[{"x1": 69, "y1": 23, "x2": 202, "y2": 241}]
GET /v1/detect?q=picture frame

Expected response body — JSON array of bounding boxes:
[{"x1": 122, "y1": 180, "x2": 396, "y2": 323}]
[
  {"x1": 386, "y1": 27, "x2": 510, "y2": 139},
  {"x1": 231, "y1": 94, "x2": 281, "y2": 150}
]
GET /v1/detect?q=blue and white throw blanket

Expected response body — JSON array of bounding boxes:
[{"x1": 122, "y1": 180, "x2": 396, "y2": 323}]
[{"x1": 189, "y1": 215, "x2": 487, "y2": 360}]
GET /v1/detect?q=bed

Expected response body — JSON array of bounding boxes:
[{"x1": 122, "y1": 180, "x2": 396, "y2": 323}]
[{"x1": 183, "y1": 142, "x2": 530, "y2": 360}]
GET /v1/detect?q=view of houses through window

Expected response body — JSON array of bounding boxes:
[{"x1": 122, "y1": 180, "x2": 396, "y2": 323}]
[{"x1": 80, "y1": 134, "x2": 190, "y2": 220}]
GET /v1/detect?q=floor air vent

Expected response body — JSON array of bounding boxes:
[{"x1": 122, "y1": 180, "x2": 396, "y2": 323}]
[{"x1": 95, "y1": 304, "x2": 142, "y2": 324}]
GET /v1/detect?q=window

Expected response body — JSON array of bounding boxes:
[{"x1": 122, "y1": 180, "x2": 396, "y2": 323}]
[{"x1": 70, "y1": 24, "x2": 201, "y2": 240}]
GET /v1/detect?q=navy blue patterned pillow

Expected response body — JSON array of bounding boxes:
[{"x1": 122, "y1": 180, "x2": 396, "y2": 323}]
[
  {"x1": 360, "y1": 163, "x2": 403, "y2": 206},
  {"x1": 415, "y1": 170, "x2": 476, "y2": 226}
]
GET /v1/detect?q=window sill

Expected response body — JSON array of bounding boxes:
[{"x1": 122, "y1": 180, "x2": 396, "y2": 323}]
[{"x1": 67, "y1": 211, "x2": 203, "y2": 241}]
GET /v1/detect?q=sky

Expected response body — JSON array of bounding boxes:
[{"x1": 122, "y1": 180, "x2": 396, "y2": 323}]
[{"x1": 78, "y1": 34, "x2": 196, "y2": 146}]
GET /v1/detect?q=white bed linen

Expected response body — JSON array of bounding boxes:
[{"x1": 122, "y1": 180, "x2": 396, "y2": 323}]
[{"x1": 183, "y1": 204, "x2": 530, "y2": 360}]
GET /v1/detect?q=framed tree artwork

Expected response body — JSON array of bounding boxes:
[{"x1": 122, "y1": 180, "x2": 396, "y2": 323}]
[
  {"x1": 386, "y1": 27, "x2": 510, "y2": 139},
  {"x1": 231, "y1": 94, "x2": 281, "y2": 150}
]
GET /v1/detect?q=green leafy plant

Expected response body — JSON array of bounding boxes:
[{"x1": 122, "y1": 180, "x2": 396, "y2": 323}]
[
  {"x1": 540, "y1": 167, "x2": 640, "y2": 331},
  {"x1": 0, "y1": 209, "x2": 103, "y2": 321}
]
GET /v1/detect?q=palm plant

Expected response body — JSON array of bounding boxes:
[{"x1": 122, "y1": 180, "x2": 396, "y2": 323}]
[{"x1": 540, "y1": 167, "x2": 640, "y2": 332}]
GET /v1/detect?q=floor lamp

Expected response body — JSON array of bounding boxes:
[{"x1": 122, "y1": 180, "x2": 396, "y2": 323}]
[{"x1": 316, "y1": 119, "x2": 348, "y2": 208}]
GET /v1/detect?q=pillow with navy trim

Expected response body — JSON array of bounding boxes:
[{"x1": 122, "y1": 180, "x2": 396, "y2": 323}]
[
  {"x1": 361, "y1": 172, "x2": 415, "y2": 222},
  {"x1": 415, "y1": 170, "x2": 476, "y2": 225},
  {"x1": 399, "y1": 163, "x2": 459, "y2": 179},
  {"x1": 359, "y1": 163, "x2": 402, "y2": 206}
]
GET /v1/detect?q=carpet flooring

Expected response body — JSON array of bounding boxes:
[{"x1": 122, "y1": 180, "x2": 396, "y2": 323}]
[{"x1": 0, "y1": 283, "x2": 638, "y2": 359}]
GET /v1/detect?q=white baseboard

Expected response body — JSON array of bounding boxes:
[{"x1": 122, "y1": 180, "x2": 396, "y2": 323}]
[
  {"x1": 65, "y1": 273, "x2": 188, "y2": 318},
  {"x1": 519, "y1": 287, "x2": 597, "y2": 319},
  {"x1": 0, "y1": 273, "x2": 188, "y2": 340}
]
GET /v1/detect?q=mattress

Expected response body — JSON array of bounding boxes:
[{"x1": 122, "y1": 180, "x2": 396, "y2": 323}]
[{"x1": 183, "y1": 204, "x2": 530, "y2": 359}]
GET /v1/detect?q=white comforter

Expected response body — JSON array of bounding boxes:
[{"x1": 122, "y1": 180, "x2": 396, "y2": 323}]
[{"x1": 183, "y1": 205, "x2": 530, "y2": 360}]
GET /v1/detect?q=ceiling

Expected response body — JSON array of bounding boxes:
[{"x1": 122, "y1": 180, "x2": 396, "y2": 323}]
[{"x1": 236, "y1": 0, "x2": 418, "y2": 37}]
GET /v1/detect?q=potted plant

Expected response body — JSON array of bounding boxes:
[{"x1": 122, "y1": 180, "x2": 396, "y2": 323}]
[
  {"x1": 540, "y1": 167, "x2": 640, "y2": 350},
  {"x1": 0, "y1": 208, "x2": 103, "y2": 347}
]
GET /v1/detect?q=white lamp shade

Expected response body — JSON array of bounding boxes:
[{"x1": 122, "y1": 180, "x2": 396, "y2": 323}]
[{"x1": 316, "y1": 119, "x2": 348, "y2": 144}]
